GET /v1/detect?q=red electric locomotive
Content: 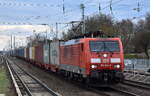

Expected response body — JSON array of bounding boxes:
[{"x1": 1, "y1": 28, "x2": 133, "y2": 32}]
[
  {"x1": 13, "y1": 37, "x2": 124, "y2": 86},
  {"x1": 60, "y1": 38, "x2": 124, "y2": 86}
]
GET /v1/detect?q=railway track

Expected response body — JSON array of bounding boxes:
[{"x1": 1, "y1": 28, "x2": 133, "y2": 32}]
[
  {"x1": 122, "y1": 79, "x2": 150, "y2": 90},
  {"x1": 10, "y1": 57, "x2": 139, "y2": 96},
  {"x1": 0, "y1": 55, "x2": 4, "y2": 64},
  {"x1": 85, "y1": 85, "x2": 139, "y2": 96},
  {"x1": 108, "y1": 86, "x2": 139, "y2": 96},
  {"x1": 86, "y1": 87, "x2": 138, "y2": 96},
  {"x1": 78, "y1": 80, "x2": 139, "y2": 96},
  {"x1": 5, "y1": 57, "x2": 61, "y2": 96},
  {"x1": 6, "y1": 56, "x2": 149, "y2": 96}
]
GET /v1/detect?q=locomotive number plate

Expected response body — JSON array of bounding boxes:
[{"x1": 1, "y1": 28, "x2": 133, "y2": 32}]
[{"x1": 100, "y1": 64, "x2": 111, "y2": 67}]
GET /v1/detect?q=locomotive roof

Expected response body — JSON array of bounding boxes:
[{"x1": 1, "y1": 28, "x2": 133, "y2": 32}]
[
  {"x1": 60, "y1": 39, "x2": 80, "y2": 46},
  {"x1": 60, "y1": 38, "x2": 120, "y2": 46}
]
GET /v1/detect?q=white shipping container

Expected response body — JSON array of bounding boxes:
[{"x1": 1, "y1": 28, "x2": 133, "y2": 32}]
[
  {"x1": 50, "y1": 41, "x2": 60, "y2": 65},
  {"x1": 29, "y1": 47, "x2": 32, "y2": 59}
]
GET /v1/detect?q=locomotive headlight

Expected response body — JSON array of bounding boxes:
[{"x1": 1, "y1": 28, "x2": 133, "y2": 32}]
[
  {"x1": 91, "y1": 58, "x2": 101, "y2": 63},
  {"x1": 111, "y1": 58, "x2": 121, "y2": 63},
  {"x1": 103, "y1": 54, "x2": 107, "y2": 57},
  {"x1": 91, "y1": 65, "x2": 98, "y2": 69},
  {"x1": 114, "y1": 64, "x2": 121, "y2": 69}
]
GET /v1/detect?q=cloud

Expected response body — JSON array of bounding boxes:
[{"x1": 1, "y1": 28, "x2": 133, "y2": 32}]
[
  {"x1": 0, "y1": 35, "x2": 11, "y2": 50},
  {"x1": 0, "y1": 25, "x2": 51, "y2": 35},
  {"x1": 0, "y1": 35, "x2": 28, "y2": 51},
  {"x1": 0, "y1": 25, "x2": 52, "y2": 50}
]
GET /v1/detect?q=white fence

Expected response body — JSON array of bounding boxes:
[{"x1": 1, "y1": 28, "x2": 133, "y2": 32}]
[{"x1": 125, "y1": 59, "x2": 150, "y2": 71}]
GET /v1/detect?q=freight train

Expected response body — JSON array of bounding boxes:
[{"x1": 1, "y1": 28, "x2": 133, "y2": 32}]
[{"x1": 13, "y1": 38, "x2": 124, "y2": 86}]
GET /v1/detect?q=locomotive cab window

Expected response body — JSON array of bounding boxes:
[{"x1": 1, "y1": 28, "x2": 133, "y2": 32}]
[{"x1": 90, "y1": 41, "x2": 120, "y2": 52}]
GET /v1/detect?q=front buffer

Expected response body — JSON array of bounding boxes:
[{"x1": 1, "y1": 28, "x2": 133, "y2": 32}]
[{"x1": 87, "y1": 69, "x2": 124, "y2": 87}]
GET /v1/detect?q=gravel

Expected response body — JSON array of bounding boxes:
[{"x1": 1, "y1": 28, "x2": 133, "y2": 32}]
[
  {"x1": 115, "y1": 83, "x2": 150, "y2": 96},
  {"x1": 124, "y1": 72, "x2": 150, "y2": 84}
]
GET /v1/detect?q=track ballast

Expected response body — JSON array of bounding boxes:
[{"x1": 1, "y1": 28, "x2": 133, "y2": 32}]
[{"x1": 5, "y1": 57, "x2": 61, "y2": 96}]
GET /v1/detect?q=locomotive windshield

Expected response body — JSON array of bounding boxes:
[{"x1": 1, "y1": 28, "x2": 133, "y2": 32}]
[{"x1": 90, "y1": 41, "x2": 120, "y2": 52}]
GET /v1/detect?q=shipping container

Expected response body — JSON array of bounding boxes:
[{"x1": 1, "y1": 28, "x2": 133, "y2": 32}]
[
  {"x1": 29, "y1": 47, "x2": 32, "y2": 59},
  {"x1": 32, "y1": 47, "x2": 35, "y2": 60},
  {"x1": 43, "y1": 43, "x2": 50, "y2": 64},
  {"x1": 50, "y1": 41, "x2": 60, "y2": 66},
  {"x1": 26, "y1": 47, "x2": 29, "y2": 59},
  {"x1": 14, "y1": 49, "x2": 17, "y2": 56},
  {"x1": 24, "y1": 48, "x2": 27, "y2": 58},
  {"x1": 35, "y1": 44, "x2": 43, "y2": 63},
  {"x1": 18, "y1": 48, "x2": 24, "y2": 57}
]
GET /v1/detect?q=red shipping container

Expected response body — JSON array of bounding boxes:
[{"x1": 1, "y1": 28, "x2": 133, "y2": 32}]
[{"x1": 35, "y1": 44, "x2": 43, "y2": 64}]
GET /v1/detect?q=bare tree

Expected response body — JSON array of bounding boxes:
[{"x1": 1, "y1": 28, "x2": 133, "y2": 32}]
[
  {"x1": 85, "y1": 14, "x2": 116, "y2": 36},
  {"x1": 133, "y1": 14, "x2": 150, "y2": 58},
  {"x1": 63, "y1": 14, "x2": 116, "y2": 39},
  {"x1": 27, "y1": 33, "x2": 46, "y2": 46},
  {"x1": 62, "y1": 13, "x2": 150, "y2": 55},
  {"x1": 115, "y1": 19, "x2": 135, "y2": 52},
  {"x1": 133, "y1": 32, "x2": 150, "y2": 58}
]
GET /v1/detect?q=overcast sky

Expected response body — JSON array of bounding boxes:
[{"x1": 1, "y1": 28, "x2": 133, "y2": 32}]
[{"x1": 0, "y1": 0, "x2": 149, "y2": 50}]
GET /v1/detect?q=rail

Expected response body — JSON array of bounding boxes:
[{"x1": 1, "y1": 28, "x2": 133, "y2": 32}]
[
  {"x1": 5, "y1": 57, "x2": 61, "y2": 96},
  {"x1": 123, "y1": 79, "x2": 150, "y2": 90},
  {"x1": 109, "y1": 87, "x2": 139, "y2": 96}
]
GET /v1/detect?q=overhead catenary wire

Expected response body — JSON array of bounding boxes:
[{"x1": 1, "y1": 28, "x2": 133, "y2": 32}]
[
  {"x1": 0, "y1": 0, "x2": 125, "y2": 24},
  {"x1": 0, "y1": 22, "x2": 53, "y2": 25},
  {"x1": 62, "y1": 0, "x2": 125, "y2": 18},
  {"x1": 84, "y1": 0, "x2": 125, "y2": 17},
  {"x1": 84, "y1": 0, "x2": 94, "y2": 5},
  {"x1": 0, "y1": 0, "x2": 147, "y2": 26},
  {"x1": 0, "y1": 1, "x2": 61, "y2": 7},
  {"x1": 86, "y1": 0, "x2": 145, "y2": 21},
  {"x1": 58, "y1": 0, "x2": 120, "y2": 23},
  {"x1": 55, "y1": 0, "x2": 126, "y2": 32},
  {"x1": 0, "y1": 15, "x2": 50, "y2": 20},
  {"x1": 60, "y1": 0, "x2": 147, "y2": 33}
]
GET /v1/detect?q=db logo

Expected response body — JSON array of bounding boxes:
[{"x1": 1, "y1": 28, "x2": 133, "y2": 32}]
[{"x1": 103, "y1": 59, "x2": 109, "y2": 63}]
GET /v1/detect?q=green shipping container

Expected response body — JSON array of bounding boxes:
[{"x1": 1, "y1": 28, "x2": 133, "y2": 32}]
[{"x1": 43, "y1": 43, "x2": 50, "y2": 64}]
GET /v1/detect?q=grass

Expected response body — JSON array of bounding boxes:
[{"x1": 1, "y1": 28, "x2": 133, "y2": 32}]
[
  {"x1": 124, "y1": 53, "x2": 147, "y2": 59},
  {"x1": 0, "y1": 66, "x2": 10, "y2": 94},
  {"x1": 124, "y1": 54, "x2": 138, "y2": 59}
]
